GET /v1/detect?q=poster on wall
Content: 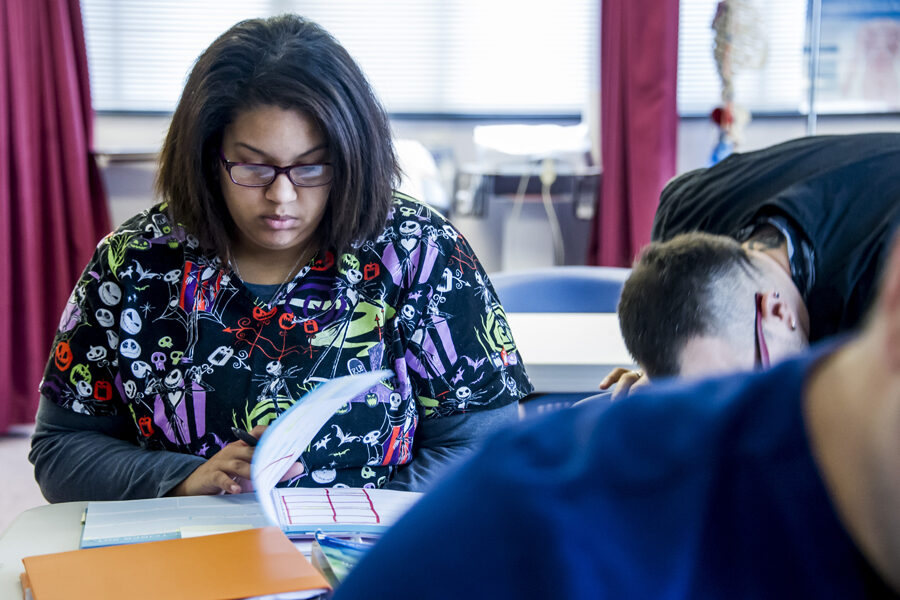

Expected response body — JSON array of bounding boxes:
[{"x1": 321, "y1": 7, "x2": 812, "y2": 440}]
[{"x1": 815, "y1": 0, "x2": 900, "y2": 113}]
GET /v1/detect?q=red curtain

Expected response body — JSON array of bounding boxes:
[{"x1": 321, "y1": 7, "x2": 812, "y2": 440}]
[
  {"x1": 0, "y1": 0, "x2": 110, "y2": 432},
  {"x1": 588, "y1": 0, "x2": 679, "y2": 267}
]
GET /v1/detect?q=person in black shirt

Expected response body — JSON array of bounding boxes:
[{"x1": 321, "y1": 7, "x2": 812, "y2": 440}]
[{"x1": 610, "y1": 133, "x2": 900, "y2": 387}]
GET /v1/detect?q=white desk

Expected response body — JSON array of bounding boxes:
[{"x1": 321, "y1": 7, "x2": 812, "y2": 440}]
[
  {"x1": 0, "y1": 502, "x2": 86, "y2": 598},
  {"x1": 506, "y1": 312, "x2": 635, "y2": 394}
]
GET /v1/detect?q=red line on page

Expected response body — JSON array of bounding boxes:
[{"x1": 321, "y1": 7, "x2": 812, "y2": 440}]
[
  {"x1": 263, "y1": 454, "x2": 295, "y2": 471},
  {"x1": 282, "y1": 494, "x2": 291, "y2": 523},
  {"x1": 325, "y1": 488, "x2": 337, "y2": 522},
  {"x1": 362, "y1": 488, "x2": 380, "y2": 523}
]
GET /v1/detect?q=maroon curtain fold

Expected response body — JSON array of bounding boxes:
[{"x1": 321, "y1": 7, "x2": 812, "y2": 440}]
[
  {"x1": 0, "y1": 0, "x2": 110, "y2": 432},
  {"x1": 588, "y1": 0, "x2": 679, "y2": 267}
]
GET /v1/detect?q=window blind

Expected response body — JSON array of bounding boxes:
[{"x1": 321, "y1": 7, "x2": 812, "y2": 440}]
[{"x1": 81, "y1": 0, "x2": 598, "y2": 116}]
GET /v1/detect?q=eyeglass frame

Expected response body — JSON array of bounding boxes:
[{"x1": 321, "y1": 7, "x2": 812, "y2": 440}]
[
  {"x1": 219, "y1": 150, "x2": 334, "y2": 188},
  {"x1": 754, "y1": 292, "x2": 770, "y2": 369}
]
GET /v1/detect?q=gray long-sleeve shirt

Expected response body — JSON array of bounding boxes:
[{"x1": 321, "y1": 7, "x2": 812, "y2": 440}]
[{"x1": 30, "y1": 395, "x2": 518, "y2": 502}]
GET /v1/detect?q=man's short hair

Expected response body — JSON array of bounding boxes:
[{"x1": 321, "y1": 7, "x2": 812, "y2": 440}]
[{"x1": 618, "y1": 232, "x2": 760, "y2": 377}]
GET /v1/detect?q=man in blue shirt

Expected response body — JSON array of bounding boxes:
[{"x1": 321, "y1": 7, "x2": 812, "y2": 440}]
[{"x1": 335, "y1": 234, "x2": 900, "y2": 598}]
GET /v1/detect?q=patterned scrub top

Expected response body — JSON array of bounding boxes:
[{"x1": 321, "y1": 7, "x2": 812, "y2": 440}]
[{"x1": 40, "y1": 193, "x2": 532, "y2": 488}]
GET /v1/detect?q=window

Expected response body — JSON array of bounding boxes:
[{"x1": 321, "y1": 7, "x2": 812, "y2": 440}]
[
  {"x1": 81, "y1": 0, "x2": 598, "y2": 117},
  {"x1": 677, "y1": 0, "x2": 809, "y2": 115}
]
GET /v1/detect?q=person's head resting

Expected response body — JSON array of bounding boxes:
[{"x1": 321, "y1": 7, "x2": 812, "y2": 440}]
[
  {"x1": 618, "y1": 232, "x2": 810, "y2": 379},
  {"x1": 156, "y1": 14, "x2": 400, "y2": 261}
]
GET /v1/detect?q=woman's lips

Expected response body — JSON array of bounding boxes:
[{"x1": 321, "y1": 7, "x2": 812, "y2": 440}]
[{"x1": 261, "y1": 215, "x2": 298, "y2": 230}]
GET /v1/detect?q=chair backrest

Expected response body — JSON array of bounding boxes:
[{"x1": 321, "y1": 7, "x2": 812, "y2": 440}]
[
  {"x1": 489, "y1": 266, "x2": 631, "y2": 313},
  {"x1": 490, "y1": 266, "x2": 633, "y2": 418}
]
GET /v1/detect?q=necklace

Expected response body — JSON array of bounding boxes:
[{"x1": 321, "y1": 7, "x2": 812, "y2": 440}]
[{"x1": 230, "y1": 250, "x2": 309, "y2": 308}]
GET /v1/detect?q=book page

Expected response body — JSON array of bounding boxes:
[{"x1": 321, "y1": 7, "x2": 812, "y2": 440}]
[
  {"x1": 272, "y1": 487, "x2": 422, "y2": 536},
  {"x1": 251, "y1": 370, "x2": 393, "y2": 526},
  {"x1": 80, "y1": 494, "x2": 268, "y2": 548}
]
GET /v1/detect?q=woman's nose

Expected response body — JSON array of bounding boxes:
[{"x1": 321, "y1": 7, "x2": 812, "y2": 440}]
[{"x1": 265, "y1": 172, "x2": 297, "y2": 203}]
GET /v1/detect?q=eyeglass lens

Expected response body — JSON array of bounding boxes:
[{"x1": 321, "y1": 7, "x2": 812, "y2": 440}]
[{"x1": 229, "y1": 163, "x2": 331, "y2": 187}]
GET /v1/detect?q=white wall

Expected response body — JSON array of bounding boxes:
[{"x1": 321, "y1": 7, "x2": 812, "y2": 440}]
[
  {"x1": 94, "y1": 113, "x2": 900, "y2": 272},
  {"x1": 677, "y1": 114, "x2": 900, "y2": 173},
  {"x1": 94, "y1": 115, "x2": 595, "y2": 272}
]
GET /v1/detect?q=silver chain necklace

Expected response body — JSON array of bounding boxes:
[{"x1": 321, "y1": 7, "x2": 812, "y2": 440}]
[{"x1": 230, "y1": 251, "x2": 307, "y2": 307}]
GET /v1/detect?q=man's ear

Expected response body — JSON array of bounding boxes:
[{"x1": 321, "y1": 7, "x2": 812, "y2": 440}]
[{"x1": 758, "y1": 290, "x2": 798, "y2": 332}]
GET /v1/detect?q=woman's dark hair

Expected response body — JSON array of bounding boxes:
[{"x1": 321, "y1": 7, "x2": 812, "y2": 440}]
[{"x1": 157, "y1": 14, "x2": 400, "y2": 260}]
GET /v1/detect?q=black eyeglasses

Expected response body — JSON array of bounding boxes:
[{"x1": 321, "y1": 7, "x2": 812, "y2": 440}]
[
  {"x1": 754, "y1": 292, "x2": 770, "y2": 369},
  {"x1": 219, "y1": 151, "x2": 333, "y2": 188}
]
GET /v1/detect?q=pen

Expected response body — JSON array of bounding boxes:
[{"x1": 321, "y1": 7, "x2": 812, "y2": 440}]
[{"x1": 231, "y1": 426, "x2": 258, "y2": 446}]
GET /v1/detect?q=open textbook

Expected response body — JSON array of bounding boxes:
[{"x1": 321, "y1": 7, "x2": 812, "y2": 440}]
[{"x1": 81, "y1": 370, "x2": 422, "y2": 549}]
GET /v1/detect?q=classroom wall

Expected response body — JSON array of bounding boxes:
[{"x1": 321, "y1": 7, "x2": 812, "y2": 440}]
[
  {"x1": 94, "y1": 113, "x2": 900, "y2": 272},
  {"x1": 677, "y1": 114, "x2": 900, "y2": 173}
]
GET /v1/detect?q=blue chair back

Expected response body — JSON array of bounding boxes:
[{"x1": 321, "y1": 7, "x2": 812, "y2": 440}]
[
  {"x1": 489, "y1": 266, "x2": 632, "y2": 418},
  {"x1": 489, "y1": 266, "x2": 630, "y2": 313}
]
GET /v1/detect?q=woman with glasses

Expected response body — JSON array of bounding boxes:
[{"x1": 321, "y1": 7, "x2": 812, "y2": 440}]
[{"x1": 31, "y1": 15, "x2": 530, "y2": 502}]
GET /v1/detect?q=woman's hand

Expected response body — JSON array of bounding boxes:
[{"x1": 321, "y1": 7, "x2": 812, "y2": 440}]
[
  {"x1": 168, "y1": 437, "x2": 256, "y2": 496},
  {"x1": 599, "y1": 367, "x2": 650, "y2": 401},
  {"x1": 168, "y1": 424, "x2": 304, "y2": 496}
]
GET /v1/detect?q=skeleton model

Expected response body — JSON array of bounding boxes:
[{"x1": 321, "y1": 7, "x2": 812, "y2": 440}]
[{"x1": 710, "y1": 0, "x2": 766, "y2": 162}]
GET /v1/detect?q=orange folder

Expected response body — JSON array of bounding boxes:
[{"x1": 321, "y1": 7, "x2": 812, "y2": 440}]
[{"x1": 21, "y1": 526, "x2": 330, "y2": 600}]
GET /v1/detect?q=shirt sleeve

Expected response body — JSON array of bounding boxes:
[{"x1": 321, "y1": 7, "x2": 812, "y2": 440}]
[
  {"x1": 29, "y1": 395, "x2": 204, "y2": 502},
  {"x1": 385, "y1": 401, "x2": 518, "y2": 492},
  {"x1": 40, "y1": 233, "x2": 128, "y2": 417},
  {"x1": 399, "y1": 215, "x2": 533, "y2": 420}
]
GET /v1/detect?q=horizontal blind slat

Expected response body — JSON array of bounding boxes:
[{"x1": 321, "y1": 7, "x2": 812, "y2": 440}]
[{"x1": 82, "y1": 0, "x2": 597, "y2": 115}]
